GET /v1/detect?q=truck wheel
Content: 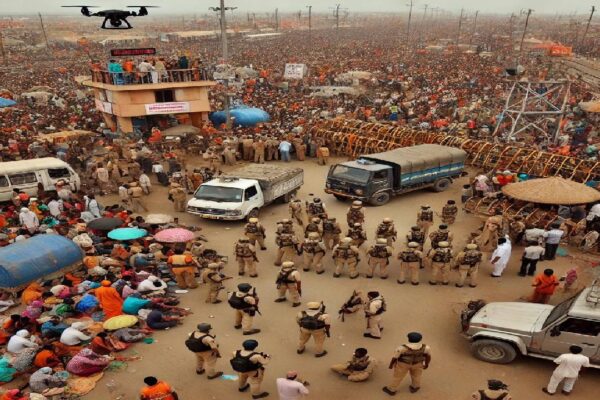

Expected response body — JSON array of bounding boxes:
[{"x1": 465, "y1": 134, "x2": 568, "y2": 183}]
[
  {"x1": 247, "y1": 209, "x2": 259, "y2": 221},
  {"x1": 369, "y1": 192, "x2": 390, "y2": 206},
  {"x1": 333, "y1": 195, "x2": 346, "y2": 201},
  {"x1": 282, "y1": 192, "x2": 293, "y2": 203},
  {"x1": 471, "y1": 339, "x2": 517, "y2": 364},
  {"x1": 433, "y1": 178, "x2": 451, "y2": 192}
]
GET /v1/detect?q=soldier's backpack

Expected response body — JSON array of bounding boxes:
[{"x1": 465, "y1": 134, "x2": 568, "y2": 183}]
[
  {"x1": 463, "y1": 250, "x2": 482, "y2": 266},
  {"x1": 230, "y1": 351, "x2": 260, "y2": 372},
  {"x1": 228, "y1": 294, "x2": 251, "y2": 309},
  {"x1": 299, "y1": 311, "x2": 326, "y2": 330},
  {"x1": 275, "y1": 269, "x2": 295, "y2": 285},
  {"x1": 400, "y1": 251, "x2": 420, "y2": 263},
  {"x1": 478, "y1": 391, "x2": 508, "y2": 400},
  {"x1": 185, "y1": 333, "x2": 212, "y2": 353}
]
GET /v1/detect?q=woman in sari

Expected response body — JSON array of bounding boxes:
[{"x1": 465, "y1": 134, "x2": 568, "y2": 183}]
[{"x1": 66, "y1": 348, "x2": 111, "y2": 377}]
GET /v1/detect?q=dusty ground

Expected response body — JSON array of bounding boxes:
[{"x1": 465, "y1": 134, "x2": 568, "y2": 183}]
[{"x1": 88, "y1": 157, "x2": 600, "y2": 400}]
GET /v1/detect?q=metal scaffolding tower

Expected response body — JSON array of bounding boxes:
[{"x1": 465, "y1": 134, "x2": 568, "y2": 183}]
[{"x1": 494, "y1": 80, "x2": 571, "y2": 144}]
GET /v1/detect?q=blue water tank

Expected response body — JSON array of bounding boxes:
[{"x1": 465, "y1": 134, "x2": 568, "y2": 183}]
[
  {"x1": 0, "y1": 235, "x2": 83, "y2": 289},
  {"x1": 210, "y1": 107, "x2": 270, "y2": 127}
]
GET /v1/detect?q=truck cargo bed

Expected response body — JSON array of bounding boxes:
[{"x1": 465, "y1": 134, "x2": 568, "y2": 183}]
[{"x1": 223, "y1": 164, "x2": 304, "y2": 203}]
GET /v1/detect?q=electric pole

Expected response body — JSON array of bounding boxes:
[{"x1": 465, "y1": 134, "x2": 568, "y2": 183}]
[
  {"x1": 0, "y1": 30, "x2": 6, "y2": 63},
  {"x1": 518, "y1": 9, "x2": 533, "y2": 63},
  {"x1": 406, "y1": 0, "x2": 414, "y2": 42},
  {"x1": 307, "y1": 5, "x2": 312, "y2": 33},
  {"x1": 38, "y1": 13, "x2": 49, "y2": 49},
  {"x1": 580, "y1": 6, "x2": 595, "y2": 51},
  {"x1": 457, "y1": 8, "x2": 464, "y2": 45},
  {"x1": 209, "y1": 0, "x2": 237, "y2": 128},
  {"x1": 335, "y1": 4, "x2": 341, "y2": 30},
  {"x1": 470, "y1": 10, "x2": 479, "y2": 45},
  {"x1": 275, "y1": 8, "x2": 279, "y2": 31}
]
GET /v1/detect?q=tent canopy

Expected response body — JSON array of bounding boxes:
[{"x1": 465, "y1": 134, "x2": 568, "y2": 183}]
[{"x1": 502, "y1": 177, "x2": 600, "y2": 205}]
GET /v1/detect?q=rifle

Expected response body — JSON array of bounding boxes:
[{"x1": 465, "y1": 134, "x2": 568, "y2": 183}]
[
  {"x1": 338, "y1": 290, "x2": 361, "y2": 322},
  {"x1": 319, "y1": 301, "x2": 330, "y2": 337},
  {"x1": 252, "y1": 287, "x2": 262, "y2": 316}
]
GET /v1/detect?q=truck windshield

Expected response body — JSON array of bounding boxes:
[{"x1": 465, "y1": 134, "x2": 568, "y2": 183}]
[
  {"x1": 542, "y1": 294, "x2": 578, "y2": 328},
  {"x1": 330, "y1": 165, "x2": 371, "y2": 183},
  {"x1": 194, "y1": 186, "x2": 243, "y2": 203}
]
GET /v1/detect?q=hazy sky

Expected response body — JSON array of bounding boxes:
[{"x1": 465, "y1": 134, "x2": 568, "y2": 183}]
[{"x1": 0, "y1": 0, "x2": 594, "y2": 15}]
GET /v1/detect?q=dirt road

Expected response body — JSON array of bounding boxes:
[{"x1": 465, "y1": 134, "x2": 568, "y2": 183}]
[{"x1": 89, "y1": 158, "x2": 600, "y2": 400}]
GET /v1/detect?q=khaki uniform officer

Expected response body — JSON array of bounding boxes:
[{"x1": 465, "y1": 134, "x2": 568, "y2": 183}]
[
  {"x1": 231, "y1": 339, "x2": 270, "y2": 399},
  {"x1": 364, "y1": 291, "x2": 386, "y2": 339},
  {"x1": 471, "y1": 380, "x2": 512, "y2": 400},
  {"x1": 253, "y1": 137, "x2": 265, "y2": 164},
  {"x1": 331, "y1": 348, "x2": 374, "y2": 382},
  {"x1": 274, "y1": 261, "x2": 301, "y2": 307},
  {"x1": 127, "y1": 182, "x2": 148, "y2": 212},
  {"x1": 306, "y1": 198, "x2": 327, "y2": 220},
  {"x1": 274, "y1": 232, "x2": 299, "y2": 266},
  {"x1": 169, "y1": 182, "x2": 187, "y2": 212},
  {"x1": 406, "y1": 226, "x2": 426, "y2": 251},
  {"x1": 375, "y1": 218, "x2": 397, "y2": 247},
  {"x1": 346, "y1": 201, "x2": 365, "y2": 227},
  {"x1": 288, "y1": 199, "x2": 304, "y2": 226},
  {"x1": 347, "y1": 223, "x2": 367, "y2": 248},
  {"x1": 441, "y1": 200, "x2": 458, "y2": 224},
  {"x1": 235, "y1": 238, "x2": 258, "y2": 277},
  {"x1": 398, "y1": 242, "x2": 423, "y2": 285},
  {"x1": 227, "y1": 283, "x2": 260, "y2": 335},
  {"x1": 366, "y1": 239, "x2": 393, "y2": 279},
  {"x1": 322, "y1": 216, "x2": 342, "y2": 250},
  {"x1": 427, "y1": 241, "x2": 453, "y2": 285},
  {"x1": 455, "y1": 243, "x2": 482, "y2": 288},
  {"x1": 332, "y1": 237, "x2": 360, "y2": 279},
  {"x1": 296, "y1": 302, "x2": 330, "y2": 357},
  {"x1": 187, "y1": 323, "x2": 223, "y2": 379},
  {"x1": 244, "y1": 218, "x2": 267, "y2": 250},
  {"x1": 429, "y1": 224, "x2": 453, "y2": 250},
  {"x1": 416, "y1": 205, "x2": 434, "y2": 237},
  {"x1": 201, "y1": 263, "x2": 228, "y2": 304},
  {"x1": 304, "y1": 217, "x2": 323, "y2": 239},
  {"x1": 167, "y1": 251, "x2": 198, "y2": 289},
  {"x1": 301, "y1": 232, "x2": 326, "y2": 273},
  {"x1": 382, "y1": 332, "x2": 432, "y2": 396}
]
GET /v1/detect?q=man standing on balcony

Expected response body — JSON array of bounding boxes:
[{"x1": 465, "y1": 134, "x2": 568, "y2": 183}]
[{"x1": 138, "y1": 59, "x2": 154, "y2": 84}]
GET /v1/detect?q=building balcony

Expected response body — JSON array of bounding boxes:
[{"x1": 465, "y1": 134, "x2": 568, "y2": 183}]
[{"x1": 84, "y1": 68, "x2": 215, "y2": 91}]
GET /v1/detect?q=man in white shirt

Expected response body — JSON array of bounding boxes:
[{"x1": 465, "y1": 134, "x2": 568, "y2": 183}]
[
  {"x1": 139, "y1": 173, "x2": 152, "y2": 195},
  {"x1": 543, "y1": 345, "x2": 590, "y2": 395},
  {"x1": 490, "y1": 236, "x2": 511, "y2": 277},
  {"x1": 60, "y1": 322, "x2": 91, "y2": 346},
  {"x1": 19, "y1": 207, "x2": 39, "y2": 234},
  {"x1": 519, "y1": 241, "x2": 545, "y2": 276},
  {"x1": 48, "y1": 196, "x2": 63, "y2": 217},
  {"x1": 6, "y1": 330, "x2": 38, "y2": 354},
  {"x1": 276, "y1": 371, "x2": 309, "y2": 400}
]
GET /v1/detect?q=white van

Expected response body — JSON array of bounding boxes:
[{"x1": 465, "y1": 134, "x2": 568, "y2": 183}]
[{"x1": 0, "y1": 158, "x2": 81, "y2": 202}]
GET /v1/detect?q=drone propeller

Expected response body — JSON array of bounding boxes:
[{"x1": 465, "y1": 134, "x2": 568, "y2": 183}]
[
  {"x1": 126, "y1": 5, "x2": 159, "y2": 7},
  {"x1": 61, "y1": 5, "x2": 99, "y2": 7}
]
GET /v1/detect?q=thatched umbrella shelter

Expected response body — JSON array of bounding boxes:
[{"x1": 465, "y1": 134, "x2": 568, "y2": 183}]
[{"x1": 502, "y1": 177, "x2": 600, "y2": 205}]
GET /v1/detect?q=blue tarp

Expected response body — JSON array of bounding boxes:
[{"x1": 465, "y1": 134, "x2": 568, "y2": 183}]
[
  {"x1": 0, "y1": 235, "x2": 83, "y2": 289},
  {"x1": 209, "y1": 106, "x2": 270, "y2": 127},
  {"x1": 0, "y1": 98, "x2": 16, "y2": 108}
]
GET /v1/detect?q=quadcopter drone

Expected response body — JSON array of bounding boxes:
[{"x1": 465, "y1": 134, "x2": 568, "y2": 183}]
[{"x1": 62, "y1": 5, "x2": 158, "y2": 29}]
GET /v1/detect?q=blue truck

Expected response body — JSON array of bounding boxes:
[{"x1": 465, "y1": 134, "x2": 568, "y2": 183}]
[
  {"x1": 325, "y1": 144, "x2": 467, "y2": 206},
  {"x1": 0, "y1": 235, "x2": 83, "y2": 292}
]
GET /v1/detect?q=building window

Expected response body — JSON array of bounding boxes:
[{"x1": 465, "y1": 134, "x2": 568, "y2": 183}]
[{"x1": 155, "y1": 90, "x2": 174, "y2": 103}]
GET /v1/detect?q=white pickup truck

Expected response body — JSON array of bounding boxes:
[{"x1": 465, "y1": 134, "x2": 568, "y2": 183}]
[{"x1": 186, "y1": 164, "x2": 304, "y2": 221}]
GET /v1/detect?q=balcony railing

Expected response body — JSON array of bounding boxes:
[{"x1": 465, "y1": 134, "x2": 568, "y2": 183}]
[{"x1": 90, "y1": 68, "x2": 210, "y2": 85}]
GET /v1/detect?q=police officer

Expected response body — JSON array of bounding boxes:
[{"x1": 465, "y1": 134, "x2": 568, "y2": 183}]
[
  {"x1": 288, "y1": 199, "x2": 304, "y2": 226},
  {"x1": 429, "y1": 224, "x2": 453, "y2": 250},
  {"x1": 364, "y1": 291, "x2": 386, "y2": 339},
  {"x1": 168, "y1": 182, "x2": 187, "y2": 212},
  {"x1": 186, "y1": 323, "x2": 223, "y2": 379},
  {"x1": 275, "y1": 261, "x2": 301, "y2": 307},
  {"x1": 296, "y1": 301, "x2": 330, "y2": 357},
  {"x1": 304, "y1": 217, "x2": 323, "y2": 239},
  {"x1": 201, "y1": 263, "x2": 230, "y2": 304},
  {"x1": 471, "y1": 380, "x2": 512, "y2": 400},
  {"x1": 376, "y1": 218, "x2": 397, "y2": 247},
  {"x1": 440, "y1": 199, "x2": 458, "y2": 224},
  {"x1": 228, "y1": 283, "x2": 261, "y2": 335},
  {"x1": 347, "y1": 201, "x2": 365, "y2": 227},
  {"x1": 427, "y1": 241, "x2": 453, "y2": 285},
  {"x1": 322, "y1": 216, "x2": 342, "y2": 250},
  {"x1": 274, "y1": 231, "x2": 299, "y2": 266},
  {"x1": 367, "y1": 239, "x2": 393, "y2": 279},
  {"x1": 301, "y1": 232, "x2": 327, "y2": 273},
  {"x1": 306, "y1": 197, "x2": 327, "y2": 220},
  {"x1": 416, "y1": 205, "x2": 434, "y2": 236},
  {"x1": 275, "y1": 219, "x2": 295, "y2": 236},
  {"x1": 398, "y1": 242, "x2": 423, "y2": 285},
  {"x1": 332, "y1": 237, "x2": 360, "y2": 279},
  {"x1": 347, "y1": 222, "x2": 367, "y2": 248},
  {"x1": 167, "y1": 248, "x2": 199, "y2": 289},
  {"x1": 235, "y1": 238, "x2": 258, "y2": 277},
  {"x1": 230, "y1": 339, "x2": 270, "y2": 399},
  {"x1": 382, "y1": 332, "x2": 431, "y2": 395},
  {"x1": 406, "y1": 226, "x2": 426, "y2": 251},
  {"x1": 455, "y1": 243, "x2": 482, "y2": 288},
  {"x1": 331, "y1": 347, "x2": 374, "y2": 382},
  {"x1": 244, "y1": 218, "x2": 267, "y2": 251}
]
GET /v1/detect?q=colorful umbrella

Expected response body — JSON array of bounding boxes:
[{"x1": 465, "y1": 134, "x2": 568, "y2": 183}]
[
  {"x1": 145, "y1": 214, "x2": 174, "y2": 224},
  {"x1": 107, "y1": 227, "x2": 147, "y2": 241},
  {"x1": 103, "y1": 315, "x2": 138, "y2": 331},
  {"x1": 154, "y1": 228, "x2": 196, "y2": 243},
  {"x1": 87, "y1": 217, "x2": 123, "y2": 231}
]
